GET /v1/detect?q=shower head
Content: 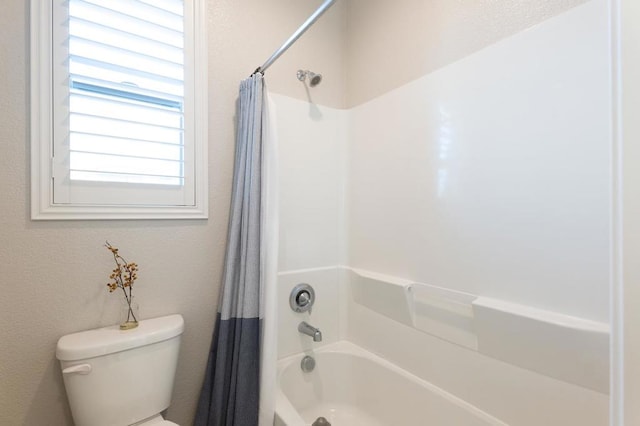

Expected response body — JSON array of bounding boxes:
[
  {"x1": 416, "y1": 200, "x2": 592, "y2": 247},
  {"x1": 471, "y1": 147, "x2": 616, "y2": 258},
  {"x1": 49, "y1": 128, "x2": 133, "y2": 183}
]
[
  {"x1": 308, "y1": 72, "x2": 322, "y2": 87},
  {"x1": 297, "y1": 70, "x2": 322, "y2": 87}
]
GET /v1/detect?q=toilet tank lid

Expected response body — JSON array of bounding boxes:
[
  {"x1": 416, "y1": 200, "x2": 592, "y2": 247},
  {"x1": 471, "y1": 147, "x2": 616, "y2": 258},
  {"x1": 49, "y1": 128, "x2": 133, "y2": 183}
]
[{"x1": 56, "y1": 314, "x2": 184, "y2": 361}]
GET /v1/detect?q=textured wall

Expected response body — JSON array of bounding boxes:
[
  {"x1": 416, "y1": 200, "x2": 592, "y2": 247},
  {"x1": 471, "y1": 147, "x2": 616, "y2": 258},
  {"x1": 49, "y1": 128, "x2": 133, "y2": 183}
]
[
  {"x1": 0, "y1": 0, "x2": 345, "y2": 425},
  {"x1": 620, "y1": 0, "x2": 640, "y2": 422},
  {"x1": 210, "y1": 0, "x2": 347, "y2": 110},
  {"x1": 346, "y1": 0, "x2": 589, "y2": 107}
]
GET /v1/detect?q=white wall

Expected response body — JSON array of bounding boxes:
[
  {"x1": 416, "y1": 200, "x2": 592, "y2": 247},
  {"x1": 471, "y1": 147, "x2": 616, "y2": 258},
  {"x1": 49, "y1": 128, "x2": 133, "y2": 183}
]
[
  {"x1": 343, "y1": 3, "x2": 612, "y2": 422},
  {"x1": 274, "y1": 93, "x2": 348, "y2": 357},
  {"x1": 276, "y1": 1, "x2": 611, "y2": 425},
  {"x1": 348, "y1": 0, "x2": 611, "y2": 323},
  {"x1": 275, "y1": 94, "x2": 348, "y2": 272}
]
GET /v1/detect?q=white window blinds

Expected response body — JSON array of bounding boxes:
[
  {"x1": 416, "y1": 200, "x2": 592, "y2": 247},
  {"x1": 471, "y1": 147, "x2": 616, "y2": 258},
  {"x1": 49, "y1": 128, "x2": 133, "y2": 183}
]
[
  {"x1": 31, "y1": 0, "x2": 207, "y2": 219},
  {"x1": 67, "y1": 0, "x2": 185, "y2": 186}
]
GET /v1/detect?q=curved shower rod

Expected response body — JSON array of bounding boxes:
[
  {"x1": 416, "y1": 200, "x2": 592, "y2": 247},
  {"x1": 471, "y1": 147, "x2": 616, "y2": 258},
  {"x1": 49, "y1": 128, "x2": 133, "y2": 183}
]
[{"x1": 252, "y1": 0, "x2": 337, "y2": 76}]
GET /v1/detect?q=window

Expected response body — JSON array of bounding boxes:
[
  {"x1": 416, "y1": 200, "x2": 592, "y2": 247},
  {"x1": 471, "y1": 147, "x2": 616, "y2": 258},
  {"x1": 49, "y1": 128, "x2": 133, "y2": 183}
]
[{"x1": 31, "y1": 0, "x2": 207, "y2": 219}]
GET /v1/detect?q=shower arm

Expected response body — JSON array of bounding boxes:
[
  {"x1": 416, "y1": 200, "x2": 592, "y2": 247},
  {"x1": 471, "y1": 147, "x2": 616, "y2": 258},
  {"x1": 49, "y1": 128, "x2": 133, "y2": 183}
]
[{"x1": 253, "y1": 0, "x2": 337, "y2": 75}]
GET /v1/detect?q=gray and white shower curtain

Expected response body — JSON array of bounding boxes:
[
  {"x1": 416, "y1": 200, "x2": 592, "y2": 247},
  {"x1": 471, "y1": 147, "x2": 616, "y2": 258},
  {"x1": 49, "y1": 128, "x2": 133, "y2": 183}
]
[{"x1": 195, "y1": 73, "x2": 278, "y2": 426}]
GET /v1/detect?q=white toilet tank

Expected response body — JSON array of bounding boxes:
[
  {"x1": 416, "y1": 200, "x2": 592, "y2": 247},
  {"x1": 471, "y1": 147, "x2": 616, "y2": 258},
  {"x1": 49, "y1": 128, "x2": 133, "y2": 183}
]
[{"x1": 56, "y1": 314, "x2": 184, "y2": 426}]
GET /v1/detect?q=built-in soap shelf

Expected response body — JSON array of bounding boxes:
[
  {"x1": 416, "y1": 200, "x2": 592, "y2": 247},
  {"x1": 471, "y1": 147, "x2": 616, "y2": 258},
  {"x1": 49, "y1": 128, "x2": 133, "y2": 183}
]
[
  {"x1": 349, "y1": 268, "x2": 609, "y2": 394},
  {"x1": 407, "y1": 282, "x2": 478, "y2": 350}
]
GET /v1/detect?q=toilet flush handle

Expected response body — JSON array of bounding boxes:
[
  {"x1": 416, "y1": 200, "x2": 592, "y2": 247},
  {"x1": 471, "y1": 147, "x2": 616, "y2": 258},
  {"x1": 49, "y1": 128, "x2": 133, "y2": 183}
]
[{"x1": 62, "y1": 363, "x2": 92, "y2": 375}]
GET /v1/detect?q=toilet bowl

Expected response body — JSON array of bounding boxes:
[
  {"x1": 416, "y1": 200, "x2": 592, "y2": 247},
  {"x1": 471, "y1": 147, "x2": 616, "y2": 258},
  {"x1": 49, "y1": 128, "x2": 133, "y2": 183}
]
[{"x1": 56, "y1": 314, "x2": 184, "y2": 426}]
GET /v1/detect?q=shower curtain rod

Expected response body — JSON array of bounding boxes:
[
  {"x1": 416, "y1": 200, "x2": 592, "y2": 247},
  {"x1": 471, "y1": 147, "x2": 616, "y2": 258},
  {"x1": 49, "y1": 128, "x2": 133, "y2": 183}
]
[{"x1": 252, "y1": 0, "x2": 337, "y2": 75}]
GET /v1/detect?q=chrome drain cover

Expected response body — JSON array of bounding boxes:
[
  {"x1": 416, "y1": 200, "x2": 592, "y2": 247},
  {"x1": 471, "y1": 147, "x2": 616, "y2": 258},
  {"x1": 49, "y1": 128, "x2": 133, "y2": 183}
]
[{"x1": 312, "y1": 416, "x2": 331, "y2": 426}]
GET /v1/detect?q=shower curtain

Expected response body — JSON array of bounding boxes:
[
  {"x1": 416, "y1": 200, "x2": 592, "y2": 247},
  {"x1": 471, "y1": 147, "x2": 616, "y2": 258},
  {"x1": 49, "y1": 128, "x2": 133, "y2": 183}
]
[{"x1": 195, "y1": 73, "x2": 278, "y2": 426}]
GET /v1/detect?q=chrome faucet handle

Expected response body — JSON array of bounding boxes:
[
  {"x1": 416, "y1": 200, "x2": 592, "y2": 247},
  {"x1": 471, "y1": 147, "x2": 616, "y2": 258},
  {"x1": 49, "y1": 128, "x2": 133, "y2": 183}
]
[{"x1": 290, "y1": 283, "x2": 315, "y2": 313}]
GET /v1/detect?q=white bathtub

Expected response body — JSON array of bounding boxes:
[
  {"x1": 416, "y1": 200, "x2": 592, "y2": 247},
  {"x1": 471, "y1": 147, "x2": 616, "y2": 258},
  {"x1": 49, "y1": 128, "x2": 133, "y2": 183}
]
[{"x1": 275, "y1": 341, "x2": 507, "y2": 426}]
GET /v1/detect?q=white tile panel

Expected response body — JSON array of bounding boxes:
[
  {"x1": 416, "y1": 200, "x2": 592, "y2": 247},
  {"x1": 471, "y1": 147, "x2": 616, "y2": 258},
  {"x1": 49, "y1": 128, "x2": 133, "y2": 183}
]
[
  {"x1": 473, "y1": 296, "x2": 609, "y2": 393},
  {"x1": 347, "y1": 0, "x2": 611, "y2": 323},
  {"x1": 273, "y1": 94, "x2": 348, "y2": 271}
]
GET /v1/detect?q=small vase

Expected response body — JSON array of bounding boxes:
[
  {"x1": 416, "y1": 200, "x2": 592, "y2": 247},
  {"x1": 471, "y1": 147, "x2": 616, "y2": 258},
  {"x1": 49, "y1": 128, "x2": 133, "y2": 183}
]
[{"x1": 120, "y1": 296, "x2": 139, "y2": 330}]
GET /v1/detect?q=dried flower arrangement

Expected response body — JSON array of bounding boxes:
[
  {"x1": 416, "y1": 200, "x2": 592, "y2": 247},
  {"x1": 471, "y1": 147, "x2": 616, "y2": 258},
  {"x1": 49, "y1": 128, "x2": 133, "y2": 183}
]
[{"x1": 105, "y1": 241, "x2": 140, "y2": 330}]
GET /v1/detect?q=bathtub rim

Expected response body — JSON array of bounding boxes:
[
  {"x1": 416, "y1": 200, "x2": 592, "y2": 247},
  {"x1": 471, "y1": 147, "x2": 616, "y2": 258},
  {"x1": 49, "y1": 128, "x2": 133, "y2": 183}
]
[{"x1": 275, "y1": 340, "x2": 508, "y2": 426}]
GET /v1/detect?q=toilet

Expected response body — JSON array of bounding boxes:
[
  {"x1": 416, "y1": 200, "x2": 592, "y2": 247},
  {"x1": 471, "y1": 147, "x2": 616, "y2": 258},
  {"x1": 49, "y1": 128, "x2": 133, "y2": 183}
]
[{"x1": 56, "y1": 314, "x2": 184, "y2": 426}]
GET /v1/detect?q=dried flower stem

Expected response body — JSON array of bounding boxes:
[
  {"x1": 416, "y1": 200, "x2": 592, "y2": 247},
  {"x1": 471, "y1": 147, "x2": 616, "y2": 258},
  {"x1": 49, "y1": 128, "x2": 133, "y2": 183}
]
[{"x1": 105, "y1": 241, "x2": 139, "y2": 323}]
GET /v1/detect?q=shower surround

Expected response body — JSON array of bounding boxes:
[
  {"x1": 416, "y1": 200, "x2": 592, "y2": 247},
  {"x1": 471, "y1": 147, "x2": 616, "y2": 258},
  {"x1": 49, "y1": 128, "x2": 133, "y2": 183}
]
[{"x1": 275, "y1": 1, "x2": 610, "y2": 425}]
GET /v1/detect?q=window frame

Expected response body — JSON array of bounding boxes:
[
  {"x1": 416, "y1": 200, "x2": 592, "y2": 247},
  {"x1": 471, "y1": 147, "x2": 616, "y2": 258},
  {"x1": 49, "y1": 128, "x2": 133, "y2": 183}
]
[{"x1": 30, "y1": 0, "x2": 208, "y2": 220}]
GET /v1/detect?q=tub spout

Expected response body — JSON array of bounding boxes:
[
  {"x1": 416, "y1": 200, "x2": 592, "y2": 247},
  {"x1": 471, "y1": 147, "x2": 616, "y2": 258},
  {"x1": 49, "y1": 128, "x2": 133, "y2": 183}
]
[{"x1": 298, "y1": 321, "x2": 322, "y2": 342}]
